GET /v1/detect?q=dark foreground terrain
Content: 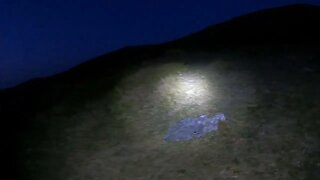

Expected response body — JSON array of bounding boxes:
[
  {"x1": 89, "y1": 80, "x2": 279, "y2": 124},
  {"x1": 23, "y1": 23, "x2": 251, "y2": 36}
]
[{"x1": 1, "y1": 4, "x2": 320, "y2": 180}]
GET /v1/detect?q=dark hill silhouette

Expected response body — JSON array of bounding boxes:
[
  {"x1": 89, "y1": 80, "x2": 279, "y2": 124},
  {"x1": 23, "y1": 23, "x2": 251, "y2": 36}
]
[{"x1": 166, "y1": 4, "x2": 320, "y2": 50}]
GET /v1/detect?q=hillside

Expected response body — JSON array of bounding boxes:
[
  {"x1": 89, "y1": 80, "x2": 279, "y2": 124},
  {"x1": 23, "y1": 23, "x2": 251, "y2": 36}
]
[{"x1": 1, "y1": 4, "x2": 320, "y2": 180}]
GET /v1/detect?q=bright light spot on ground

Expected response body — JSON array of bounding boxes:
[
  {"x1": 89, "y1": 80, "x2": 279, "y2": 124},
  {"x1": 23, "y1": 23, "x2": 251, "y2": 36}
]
[
  {"x1": 158, "y1": 72, "x2": 213, "y2": 111},
  {"x1": 177, "y1": 73, "x2": 209, "y2": 98}
]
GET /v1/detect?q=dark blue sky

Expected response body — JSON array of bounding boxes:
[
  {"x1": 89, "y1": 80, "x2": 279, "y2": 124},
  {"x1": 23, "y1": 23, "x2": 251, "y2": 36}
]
[{"x1": 1, "y1": 0, "x2": 319, "y2": 89}]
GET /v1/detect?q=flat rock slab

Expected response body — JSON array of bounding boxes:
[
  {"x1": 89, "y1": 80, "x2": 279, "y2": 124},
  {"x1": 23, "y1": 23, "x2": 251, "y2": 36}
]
[{"x1": 164, "y1": 113, "x2": 226, "y2": 142}]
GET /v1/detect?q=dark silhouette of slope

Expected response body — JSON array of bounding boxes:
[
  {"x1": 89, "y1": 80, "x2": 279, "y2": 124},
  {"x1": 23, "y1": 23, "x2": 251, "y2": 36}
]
[{"x1": 166, "y1": 4, "x2": 320, "y2": 50}]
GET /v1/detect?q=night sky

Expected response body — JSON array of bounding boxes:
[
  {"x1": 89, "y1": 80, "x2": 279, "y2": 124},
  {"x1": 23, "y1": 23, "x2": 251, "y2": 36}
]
[{"x1": 1, "y1": 0, "x2": 319, "y2": 89}]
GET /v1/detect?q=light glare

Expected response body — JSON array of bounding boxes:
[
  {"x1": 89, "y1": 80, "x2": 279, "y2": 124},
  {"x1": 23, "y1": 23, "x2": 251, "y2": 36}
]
[{"x1": 158, "y1": 72, "x2": 213, "y2": 110}]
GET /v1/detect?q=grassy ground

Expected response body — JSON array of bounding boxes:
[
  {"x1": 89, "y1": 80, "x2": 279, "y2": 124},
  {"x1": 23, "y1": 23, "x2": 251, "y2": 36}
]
[{"x1": 18, "y1": 51, "x2": 319, "y2": 179}]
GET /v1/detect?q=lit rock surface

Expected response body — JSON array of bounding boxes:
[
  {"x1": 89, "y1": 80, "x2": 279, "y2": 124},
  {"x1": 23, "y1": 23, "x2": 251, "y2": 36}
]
[{"x1": 164, "y1": 113, "x2": 226, "y2": 141}]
